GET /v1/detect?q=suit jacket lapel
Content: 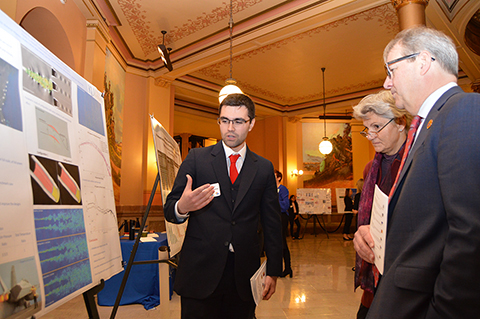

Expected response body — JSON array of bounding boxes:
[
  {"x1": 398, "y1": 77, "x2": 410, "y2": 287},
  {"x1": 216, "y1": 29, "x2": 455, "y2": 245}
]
[
  {"x1": 210, "y1": 142, "x2": 233, "y2": 211},
  {"x1": 233, "y1": 147, "x2": 257, "y2": 215},
  {"x1": 392, "y1": 86, "x2": 462, "y2": 200}
]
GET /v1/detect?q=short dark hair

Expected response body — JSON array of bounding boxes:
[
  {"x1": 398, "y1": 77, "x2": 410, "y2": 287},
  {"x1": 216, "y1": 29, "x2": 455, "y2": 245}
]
[
  {"x1": 219, "y1": 93, "x2": 255, "y2": 120},
  {"x1": 275, "y1": 169, "x2": 282, "y2": 182}
]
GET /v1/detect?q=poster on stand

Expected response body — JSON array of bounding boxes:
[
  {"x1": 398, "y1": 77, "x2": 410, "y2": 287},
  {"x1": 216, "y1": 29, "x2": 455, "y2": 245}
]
[
  {"x1": 0, "y1": 10, "x2": 122, "y2": 319},
  {"x1": 296, "y1": 188, "x2": 332, "y2": 215},
  {"x1": 150, "y1": 115, "x2": 186, "y2": 257}
]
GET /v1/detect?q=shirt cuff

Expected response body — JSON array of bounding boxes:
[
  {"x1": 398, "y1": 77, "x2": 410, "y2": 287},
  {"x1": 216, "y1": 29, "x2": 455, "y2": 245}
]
[{"x1": 174, "y1": 201, "x2": 189, "y2": 222}]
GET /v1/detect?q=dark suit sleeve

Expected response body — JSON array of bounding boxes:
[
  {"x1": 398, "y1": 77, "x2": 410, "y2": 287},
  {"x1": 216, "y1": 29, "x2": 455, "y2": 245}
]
[
  {"x1": 260, "y1": 162, "x2": 283, "y2": 277},
  {"x1": 164, "y1": 149, "x2": 197, "y2": 224},
  {"x1": 426, "y1": 93, "x2": 480, "y2": 318}
]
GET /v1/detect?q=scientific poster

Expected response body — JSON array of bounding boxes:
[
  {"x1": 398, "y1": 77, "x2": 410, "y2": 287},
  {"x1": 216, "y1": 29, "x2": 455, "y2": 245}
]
[
  {"x1": 150, "y1": 116, "x2": 186, "y2": 257},
  {"x1": 296, "y1": 188, "x2": 332, "y2": 215},
  {"x1": 0, "y1": 10, "x2": 122, "y2": 319}
]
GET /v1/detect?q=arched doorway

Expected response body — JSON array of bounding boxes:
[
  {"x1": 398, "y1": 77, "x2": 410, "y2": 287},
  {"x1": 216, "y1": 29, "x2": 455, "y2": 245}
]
[{"x1": 20, "y1": 7, "x2": 75, "y2": 71}]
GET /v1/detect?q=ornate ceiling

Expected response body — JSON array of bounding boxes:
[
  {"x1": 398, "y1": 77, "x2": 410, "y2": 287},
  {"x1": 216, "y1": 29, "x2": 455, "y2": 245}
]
[{"x1": 74, "y1": 0, "x2": 480, "y2": 119}]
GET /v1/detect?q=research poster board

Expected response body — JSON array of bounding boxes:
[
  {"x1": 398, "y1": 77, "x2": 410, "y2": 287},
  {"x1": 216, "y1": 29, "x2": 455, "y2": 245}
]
[
  {"x1": 0, "y1": 10, "x2": 122, "y2": 319},
  {"x1": 296, "y1": 188, "x2": 332, "y2": 215},
  {"x1": 150, "y1": 116, "x2": 186, "y2": 257}
]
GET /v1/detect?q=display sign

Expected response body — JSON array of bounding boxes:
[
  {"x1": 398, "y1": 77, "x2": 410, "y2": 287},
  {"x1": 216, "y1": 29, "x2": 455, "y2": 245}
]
[
  {"x1": 296, "y1": 188, "x2": 332, "y2": 215},
  {"x1": 150, "y1": 116, "x2": 186, "y2": 257},
  {"x1": 0, "y1": 10, "x2": 122, "y2": 318}
]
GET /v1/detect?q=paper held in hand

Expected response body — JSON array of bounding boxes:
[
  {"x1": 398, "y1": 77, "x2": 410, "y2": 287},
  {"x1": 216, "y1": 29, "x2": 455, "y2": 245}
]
[
  {"x1": 250, "y1": 260, "x2": 267, "y2": 305},
  {"x1": 370, "y1": 185, "x2": 389, "y2": 274}
]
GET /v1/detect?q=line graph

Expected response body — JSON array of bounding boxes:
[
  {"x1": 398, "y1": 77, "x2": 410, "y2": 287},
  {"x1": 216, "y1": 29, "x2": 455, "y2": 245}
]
[
  {"x1": 79, "y1": 140, "x2": 111, "y2": 177},
  {"x1": 35, "y1": 107, "x2": 71, "y2": 157}
]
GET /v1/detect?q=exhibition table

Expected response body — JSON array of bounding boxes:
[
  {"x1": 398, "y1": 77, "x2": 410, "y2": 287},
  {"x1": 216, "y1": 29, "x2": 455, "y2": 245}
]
[{"x1": 97, "y1": 233, "x2": 172, "y2": 310}]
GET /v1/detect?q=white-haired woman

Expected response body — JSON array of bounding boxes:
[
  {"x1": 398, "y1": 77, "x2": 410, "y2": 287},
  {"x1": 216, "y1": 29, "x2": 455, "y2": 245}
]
[{"x1": 352, "y1": 90, "x2": 412, "y2": 319}]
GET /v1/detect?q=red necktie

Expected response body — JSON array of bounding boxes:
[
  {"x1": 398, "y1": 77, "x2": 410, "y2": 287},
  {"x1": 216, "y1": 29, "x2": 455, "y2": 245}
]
[
  {"x1": 229, "y1": 154, "x2": 240, "y2": 184},
  {"x1": 389, "y1": 115, "x2": 422, "y2": 199}
]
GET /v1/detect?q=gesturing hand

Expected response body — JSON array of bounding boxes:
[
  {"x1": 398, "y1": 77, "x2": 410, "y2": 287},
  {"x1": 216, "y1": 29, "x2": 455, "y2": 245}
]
[{"x1": 177, "y1": 174, "x2": 215, "y2": 215}]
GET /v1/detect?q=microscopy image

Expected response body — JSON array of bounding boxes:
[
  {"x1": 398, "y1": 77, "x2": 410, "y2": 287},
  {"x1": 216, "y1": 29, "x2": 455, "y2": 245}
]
[{"x1": 22, "y1": 46, "x2": 72, "y2": 116}]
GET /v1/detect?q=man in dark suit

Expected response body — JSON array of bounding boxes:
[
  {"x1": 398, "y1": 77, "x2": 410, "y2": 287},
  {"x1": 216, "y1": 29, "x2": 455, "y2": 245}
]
[
  {"x1": 164, "y1": 93, "x2": 283, "y2": 319},
  {"x1": 354, "y1": 26, "x2": 480, "y2": 318}
]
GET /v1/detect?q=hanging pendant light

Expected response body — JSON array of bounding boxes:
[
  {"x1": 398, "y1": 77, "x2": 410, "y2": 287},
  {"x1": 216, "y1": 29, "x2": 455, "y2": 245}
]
[
  {"x1": 158, "y1": 30, "x2": 173, "y2": 72},
  {"x1": 319, "y1": 67, "x2": 333, "y2": 155},
  {"x1": 219, "y1": 0, "x2": 243, "y2": 103}
]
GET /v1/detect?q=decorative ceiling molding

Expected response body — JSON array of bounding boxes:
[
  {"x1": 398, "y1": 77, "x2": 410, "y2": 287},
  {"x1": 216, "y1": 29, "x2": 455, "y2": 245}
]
[
  {"x1": 117, "y1": 0, "x2": 155, "y2": 56},
  {"x1": 288, "y1": 116, "x2": 302, "y2": 123},
  {"x1": 167, "y1": 0, "x2": 264, "y2": 45},
  {"x1": 196, "y1": 3, "x2": 398, "y2": 104},
  {"x1": 154, "y1": 77, "x2": 171, "y2": 88},
  {"x1": 391, "y1": 0, "x2": 429, "y2": 11},
  {"x1": 117, "y1": 0, "x2": 264, "y2": 57},
  {"x1": 86, "y1": 19, "x2": 111, "y2": 44}
]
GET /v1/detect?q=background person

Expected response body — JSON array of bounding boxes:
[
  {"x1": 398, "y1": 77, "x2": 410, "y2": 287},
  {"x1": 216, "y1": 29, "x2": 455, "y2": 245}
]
[
  {"x1": 352, "y1": 178, "x2": 363, "y2": 215},
  {"x1": 342, "y1": 188, "x2": 354, "y2": 240},
  {"x1": 275, "y1": 170, "x2": 292, "y2": 278},
  {"x1": 288, "y1": 195, "x2": 301, "y2": 239},
  {"x1": 354, "y1": 26, "x2": 480, "y2": 318},
  {"x1": 352, "y1": 89, "x2": 412, "y2": 319},
  {"x1": 164, "y1": 93, "x2": 283, "y2": 319}
]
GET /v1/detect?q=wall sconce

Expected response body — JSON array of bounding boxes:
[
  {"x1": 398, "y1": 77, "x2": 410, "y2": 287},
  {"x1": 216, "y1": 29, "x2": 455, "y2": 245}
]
[
  {"x1": 291, "y1": 169, "x2": 304, "y2": 177},
  {"x1": 158, "y1": 30, "x2": 173, "y2": 72}
]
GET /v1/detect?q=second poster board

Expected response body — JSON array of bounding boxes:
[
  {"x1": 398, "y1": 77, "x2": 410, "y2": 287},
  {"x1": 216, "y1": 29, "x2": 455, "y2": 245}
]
[{"x1": 296, "y1": 188, "x2": 332, "y2": 215}]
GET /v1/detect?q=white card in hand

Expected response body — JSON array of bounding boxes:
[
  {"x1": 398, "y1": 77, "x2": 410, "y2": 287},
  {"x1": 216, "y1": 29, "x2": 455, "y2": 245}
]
[{"x1": 211, "y1": 183, "x2": 221, "y2": 197}]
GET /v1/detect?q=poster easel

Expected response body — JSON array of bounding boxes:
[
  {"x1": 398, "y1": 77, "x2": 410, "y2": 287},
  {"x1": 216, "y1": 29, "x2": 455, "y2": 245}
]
[
  {"x1": 296, "y1": 188, "x2": 332, "y2": 238},
  {"x1": 299, "y1": 214, "x2": 329, "y2": 238},
  {"x1": 109, "y1": 116, "x2": 184, "y2": 318},
  {"x1": 109, "y1": 173, "x2": 177, "y2": 319}
]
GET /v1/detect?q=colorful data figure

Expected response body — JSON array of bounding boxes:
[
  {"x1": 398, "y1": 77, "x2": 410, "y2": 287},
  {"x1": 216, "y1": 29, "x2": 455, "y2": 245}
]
[{"x1": 29, "y1": 154, "x2": 82, "y2": 205}]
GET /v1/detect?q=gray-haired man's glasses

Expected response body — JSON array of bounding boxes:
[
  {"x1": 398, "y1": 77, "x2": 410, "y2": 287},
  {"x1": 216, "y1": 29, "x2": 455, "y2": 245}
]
[{"x1": 384, "y1": 52, "x2": 435, "y2": 79}]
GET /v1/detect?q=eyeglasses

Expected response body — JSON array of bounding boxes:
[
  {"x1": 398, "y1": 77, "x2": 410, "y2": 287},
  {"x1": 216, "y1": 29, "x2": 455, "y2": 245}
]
[
  {"x1": 217, "y1": 117, "x2": 251, "y2": 127},
  {"x1": 384, "y1": 53, "x2": 419, "y2": 78},
  {"x1": 384, "y1": 52, "x2": 436, "y2": 78},
  {"x1": 360, "y1": 118, "x2": 394, "y2": 138}
]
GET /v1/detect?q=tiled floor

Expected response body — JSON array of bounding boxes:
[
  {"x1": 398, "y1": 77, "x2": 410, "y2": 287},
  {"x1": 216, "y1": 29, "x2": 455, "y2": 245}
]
[{"x1": 41, "y1": 233, "x2": 362, "y2": 318}]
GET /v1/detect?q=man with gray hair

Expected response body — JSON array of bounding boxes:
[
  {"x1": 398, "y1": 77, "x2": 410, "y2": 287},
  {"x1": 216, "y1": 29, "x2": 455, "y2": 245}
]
[{"x1": 354, "y1": 26, "x2": 480, "y2": 318}]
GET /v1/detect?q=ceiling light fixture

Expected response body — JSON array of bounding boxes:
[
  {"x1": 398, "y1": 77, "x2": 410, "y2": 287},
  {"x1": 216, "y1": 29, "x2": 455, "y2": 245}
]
[
  {"x1": 158, "y1": 30, "x2": 173, "y2": 72},
  {"x1": 319, "y1": 67, "x2": 333, "y2": 155},
  {"x1": 219, "y1": 0, "x2": 243, "y2": 103}
]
